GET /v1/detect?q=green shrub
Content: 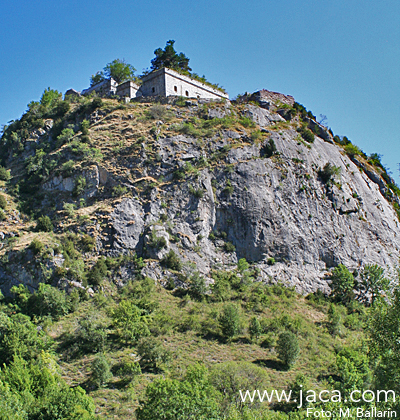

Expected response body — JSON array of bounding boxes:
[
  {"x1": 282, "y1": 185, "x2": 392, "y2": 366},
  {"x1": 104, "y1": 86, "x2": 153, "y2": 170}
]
[
  {"x1": 137, "y1": 337, "x2": 171, "y2": 371},
  {"x1": 219, "y1": 303, "x2": 241, "y2": 339},
  {"x1": 260, "y1": 138, "x2": 277, "y2": 158},
  {"x1": 0, "y1": 194, "x2": 7, "y2": 210},
  {"x1": 267, "y1": 257, "x2": 275, "y2": 265},
  {"x1": 249, "y1": 316, "x2": 262, "y2": 340},
  {"x1": 250, "y1": 130, "x2": 262, "y2": 142},
  {"x1": 56, "y1": 128, "x2": 74, "y2": 147},
  {"x1": 329, "y1": 264, "x2": 355, "y2": 306},
  {"x1": 297, "y1": 126, "x2": 315, "y2": 143},
  {"x1": 161, "y1": 250, "x2": 182, "y2": 271},
  {"x1": 112, "y1": 184, "x2": 128, "y2": 197},
  {"x1": 80, "y1": 234, "x2": 96, "y2": 252},
  {"x1": 136, "y1": 364, "x2": 220, "y2": 420},
  {"x1": 148, "y1": 231, "x2": 167, "y2": 250},
  {"x1": 63, "y1": 202, "x2": 76, "y2": 218},
  {"x1": 0, "y1": 166, "x2": 11, "y2": 181},
  {"x1": 61, "y1": 160, "x2": 75, "y2": 176},
  {"x1": 115, "y1": 360, "x2": 141, "y2": 379},
  {"x1": 36, "y1": 215, "x2": 53, "y2": 232},
  {"x1": 148, "y1": 104, "x2": 168, "y2": 120},
  {"x1": 224, "y1": 241, "x2": 236, "y2": 253},
  {"x1": 0, "y1": 209, "x2": 5, "y2": 221},
  {"x1": 189, "y1": 185, "x2": 204, "y2": 198},
  {"x1": 91, "y1": 97, "x2": 103, "y2": 109},
  {"x1": 73, "y1": 176, "x2": 86, "y2": 197},
  {"x1": 344, "y1": 143, "x2": 362, "y2": 158},
  {"x1": 319, "y1": 162, "x2": 341, "y2": 184},
  {"x1": 112, "y1": 300, "x2": 150, "y2": 343},
  {"x1": 76, "y1": 315, "x2": 107, "y2": 353},
  {"x1": 31, "y1": 283, "x2": 71, "y2": 320},
  {"x1": 81, "y1": 119, "x2": 90, "y2": 135},
  {"x1": 28, "y1": 238, "x2": 44, "y2": 255},
  {"x1": 277, "y1": 331, "x2": 300, "y2": 369},
  {"x1": 87, "y1": 257, "x2": 108, "y2": 286},
  {"x1": 188, "y1": 271, "x2": 207, "y2": 300},
  {"x1": 91, "y1": 354, "x2": 112, "y2": 389}
]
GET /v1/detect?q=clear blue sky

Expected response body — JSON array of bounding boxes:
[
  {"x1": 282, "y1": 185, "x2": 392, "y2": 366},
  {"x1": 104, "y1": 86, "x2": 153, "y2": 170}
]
[{"x1": 1, "y1": 0, "x2": 399, "y2": 178}]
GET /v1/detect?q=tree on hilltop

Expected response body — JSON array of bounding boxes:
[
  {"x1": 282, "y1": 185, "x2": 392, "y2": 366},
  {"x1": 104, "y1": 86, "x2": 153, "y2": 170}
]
[
  {"x1": 90, "y1": 59, "x2": 137, "y2": 86},
  {"x1": 150, "y1": 40, "x2": 191, "y2": 72}
]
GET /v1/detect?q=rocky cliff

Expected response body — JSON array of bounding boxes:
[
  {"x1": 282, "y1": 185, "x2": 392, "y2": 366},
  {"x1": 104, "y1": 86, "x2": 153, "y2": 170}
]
[{"x1": 0, "y1": 91, "x2": 399, "y2": 294}]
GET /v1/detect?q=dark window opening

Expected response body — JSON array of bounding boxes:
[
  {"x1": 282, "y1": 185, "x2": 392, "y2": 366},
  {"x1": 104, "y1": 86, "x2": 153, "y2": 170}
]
[
  {"x1": 152, "y1": 87, "x2": 155, "y2": 93},
  {"x1": 174, "y1": 86, "x2": 177, "y2": 92},
  {"x1": 185, "y1": 90, "x2": 189, "y2": 97}
]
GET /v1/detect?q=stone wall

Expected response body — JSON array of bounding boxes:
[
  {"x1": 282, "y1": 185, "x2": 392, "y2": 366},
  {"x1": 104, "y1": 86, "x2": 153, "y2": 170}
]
[
  {"x1": 81, "y1": 78, "x2": 118, "y2": 97},
  {"x1": 116, "y1": 81, "x2": 141, "y2": 98},
  {"x1": 141, "y1": 68, "x2": 229, "y2": 100}
]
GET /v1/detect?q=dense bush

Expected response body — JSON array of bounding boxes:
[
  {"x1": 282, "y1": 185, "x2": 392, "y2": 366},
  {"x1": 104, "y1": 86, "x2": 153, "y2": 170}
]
[
  {"x1": 76, "y1": 315, "x2": 107, "y2": 353},
  {"x1": 0, "y1": 313, "x2": 49, "y2": 365},
  {"x1": 136, "y1": 363, "x2": 222, "y2": 420},
  {"x1": 249, "y1": 316, "x2": 262, "y2": 340},
  {"x1": 319, "y1": 162, "x2": 341, "y2": 184},
  {"x1": 0, "y1": 166, "x2": 10, "y2": 181},
  {"x1": 219, "y1": 303, "x2": 241, "y2": 339},
  {"x1": 0, "y1": 194, "x2": 7, "y2": 210},
  {"x1": 28, "y1": 238, "x2": 44, "y2": 255},
  {"x1": 297, "y1": 126, "x2": 315, "y2": 143},
  {"x1": 329, "y1": 264, "x2": 355, "y2": 305},
  {"x1": 112, "y1": 300, "x2": 150, "y2": 343},
  {"x1": 0, "y1": 353, "x2": 95, "y2": 419},
  {"x1": 36, "y1": 215, "x2": 53, "y2": 232},
  {"x1": 137, "y1": 337, "x2": 170, "y2": 371},
  {"x1": 73, "y1": 176, "x2": 86, "y2": 197},
  {"x1": 161, "y1": 250, "x2": 182, "y2": 271},
  {"x1": 260, "y1": 138, "x2": 277, "y2": 158},
  {"x1": 277, "y1": 331, "x2": 300, "y2": 369},
  {"x1": 91, "y1": 354, "x2": 112, "y2": 389},
  {"x1": 87, "y1": 257, "x2": 108, "y2": 286}
]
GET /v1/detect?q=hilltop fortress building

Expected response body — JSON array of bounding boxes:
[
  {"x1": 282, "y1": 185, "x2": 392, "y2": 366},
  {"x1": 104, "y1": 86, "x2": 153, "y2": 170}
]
[{"x1": 74, "y1": 67, "x2": 229, "y2": 101}]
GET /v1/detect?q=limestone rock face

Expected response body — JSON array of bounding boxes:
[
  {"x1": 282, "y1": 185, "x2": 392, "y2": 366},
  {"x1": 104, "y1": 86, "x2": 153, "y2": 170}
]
[
  {"x1": 107, "y1": 126, "x2": 400, "y2": 293},
  {"x1": 3, "y1": 96, "x2": 399, "y2": 295}
]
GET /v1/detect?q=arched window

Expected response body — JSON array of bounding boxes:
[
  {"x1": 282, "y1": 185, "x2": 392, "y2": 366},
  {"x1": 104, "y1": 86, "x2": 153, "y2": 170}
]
[
  {"x1": 174, "y1": 86, "x2": 177, "y2": 92},
  {"x1": 152, "y1": 87, "x2": 155, "y2": 93},
  {"x1": 185, "y1": 90, "x2": 189, "y2": 97}
]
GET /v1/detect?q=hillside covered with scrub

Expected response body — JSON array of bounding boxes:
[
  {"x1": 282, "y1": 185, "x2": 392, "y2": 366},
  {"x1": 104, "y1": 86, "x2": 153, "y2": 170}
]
[{"x1": 0, "y1": 87, "x2": 400, "y2": 418}]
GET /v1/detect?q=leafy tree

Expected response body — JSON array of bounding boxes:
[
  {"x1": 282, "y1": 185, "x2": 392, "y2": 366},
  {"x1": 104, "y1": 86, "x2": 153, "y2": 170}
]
[
  {"x1": 136, "y1": 364, "x2": 222, "y2": 420},
  {"x1": 219, "y1": 304, "x2": 241, "y2": 339},
  {"x1": 0, "y1": 353, "x2": 95, "y2": 419},
  {"x1": 188, "y1": 271, "x2": 207, "y2": 300},
  {"x1": 91, "y1": 354, "x2": 112, "y2": 389},
  {"x1": 356, "y1": 264, "x2": 389, "y2": 306},
  {"x1": 0, "y1": 313, "x2": 49, "y2": 365},
  {"x1": 40, "y1": 87, "x2": 62, "y2": 110},
  {"x1": 369, "y1": 287, "x2": 400, "y2": 395},
  {"x1": 210, "y1": 361, "x2": 269, "y2": 412},
  {"x1": 150, "y1": 40, "x2": 191, "y2": 72},
  {"x1": 90, "y1": 71, "x2": 105, "y2": 87},
  {"x1": 333, "y1": 347, "x2": 371, "y2": 394},
  {"x1": 137, "y1": 337, "x2": 170, "y2": 371},
  {"x1": 161, "y1": 249, "x2": 182, "y2": 271},
  {"x1": 30, "y1": 283, "x2": 71, "y2": 320},
  {"x1": 0, "y1": 194, "x2": 7, "y2": 209},
  {"x1": 76, "y1": 315, "x2": 107, "y2": 353},
  {"x1": 112, "y1": 300, "x2": 150, "y2": 343},
  {"x1": 36, "y1": 215, "x2": 53, "y2": 232},
  {"x1": 86, "y1": 257, "x2": 108, "y2": 286},
  {"x1": 104, "y1": 59, "x2": 136, "y2": 84},
  {"x1": 249, "y1": 316, "x2": 262, "y2": 341},
  {"x1": 0, "y1": 166, "x2": 10, "y2": 181},
  {"x1": 276, "y1": 331, "x2": 300, "y2": 369},
  {"x1": 327, "y1": 303, "x2": 344, "y2": 337},
  {"x1": 329, "y1": 264, "x2": 355, "y2": 305}
]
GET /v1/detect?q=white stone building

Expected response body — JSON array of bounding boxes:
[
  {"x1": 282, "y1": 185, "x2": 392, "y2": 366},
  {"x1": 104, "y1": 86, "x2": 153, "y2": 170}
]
[
  {"x1": 76, "y1": 67, "x2": 229, "y2": 100},
  {"x1": 139, "y1": 67, "x2": 228, "y2": 100}
]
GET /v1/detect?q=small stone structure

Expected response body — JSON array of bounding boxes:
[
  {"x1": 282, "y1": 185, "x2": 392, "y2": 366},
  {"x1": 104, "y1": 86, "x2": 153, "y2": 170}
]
[
  {"x1": 81, "y1": 78, "x2": 118, "y2": 97},
  {"x1": 69, "y1": 67, "x2": 229, "y2": 101},
  {"x1": 139, "y1": 67, "x2": 228, "y2": 100}
]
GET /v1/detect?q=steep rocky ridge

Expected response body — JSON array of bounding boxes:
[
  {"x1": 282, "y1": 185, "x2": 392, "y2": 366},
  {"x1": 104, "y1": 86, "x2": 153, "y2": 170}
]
[{"x1": 0, "y1": 92, "x2": 399, "y2": 294}]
